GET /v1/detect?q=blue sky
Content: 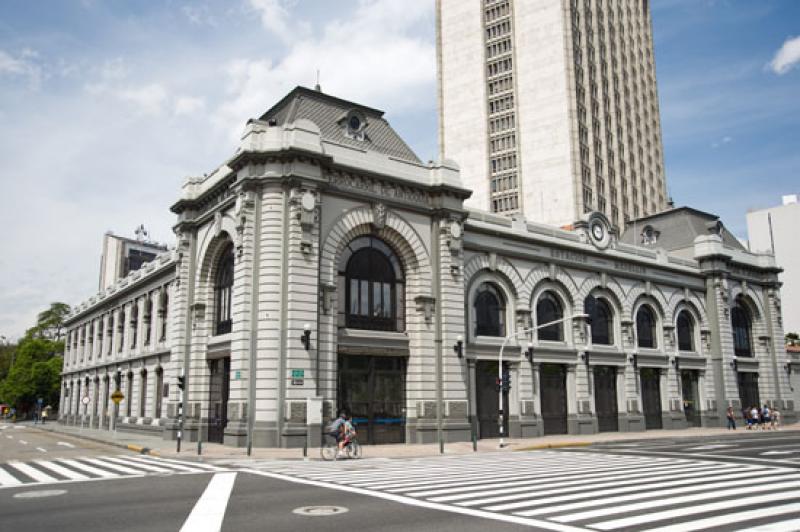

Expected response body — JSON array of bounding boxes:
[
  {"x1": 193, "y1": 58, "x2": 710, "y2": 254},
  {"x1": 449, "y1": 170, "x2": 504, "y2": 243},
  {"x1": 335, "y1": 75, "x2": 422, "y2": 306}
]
[{"x1": 0, "y1": 0, "x2": 798, "y2": 338}]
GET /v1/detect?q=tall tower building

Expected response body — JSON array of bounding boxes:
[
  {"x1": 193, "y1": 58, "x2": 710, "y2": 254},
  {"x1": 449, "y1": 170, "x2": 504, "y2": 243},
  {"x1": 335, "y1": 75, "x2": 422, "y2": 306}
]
[{"x1": 437, "y1": 0, "x2": 669, "y2": 228}]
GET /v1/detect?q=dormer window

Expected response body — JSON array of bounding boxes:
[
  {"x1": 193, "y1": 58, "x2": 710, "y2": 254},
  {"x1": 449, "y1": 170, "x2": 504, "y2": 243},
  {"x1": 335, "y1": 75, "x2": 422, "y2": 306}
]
[
  {"x1": 641, "y1": 225, "x2": 659, "y2": 245},
  {"x1": 342, "y1": 110, "x2": 367, "y2": 141}
]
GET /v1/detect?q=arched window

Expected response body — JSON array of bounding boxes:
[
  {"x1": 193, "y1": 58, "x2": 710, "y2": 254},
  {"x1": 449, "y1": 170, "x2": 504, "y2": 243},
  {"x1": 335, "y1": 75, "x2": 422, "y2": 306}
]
[
  {"x1": 214, "y1": 244, "x2": 234, "y2": 335},
  {"x1": 636, "y1": 305, "x2": 657, "y2": 349},
  {"x1": 731, "y1": 304, "x2": 752, "y2": 357},
  {"x1": 586, "y1": 296, "x2": 614, "y2": 345},
  {"x1": 474, "y1": 283, "x2": 505, "y2": 337},
  {"x1": 340, "y1": 236, "x2": 405, "y2": 331},
  {"x1": 130, "y1": 302, "x2": 138, "y2": 349},
  {"x1": 677, "y1": 310, "x2": 694, "y2": 352},
  {"x1": 536, "y1": 291, "x2": 563, "y2": 341}
]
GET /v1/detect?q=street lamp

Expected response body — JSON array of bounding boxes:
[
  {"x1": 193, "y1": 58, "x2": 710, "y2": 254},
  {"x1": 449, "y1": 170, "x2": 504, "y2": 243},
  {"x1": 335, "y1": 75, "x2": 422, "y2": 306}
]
[
  {"x1": 496, "y1": 313, "x2": 589, "y2": 448},
  {"x1": 453, "y1": 335, "x2": 464, "y2": 358}
]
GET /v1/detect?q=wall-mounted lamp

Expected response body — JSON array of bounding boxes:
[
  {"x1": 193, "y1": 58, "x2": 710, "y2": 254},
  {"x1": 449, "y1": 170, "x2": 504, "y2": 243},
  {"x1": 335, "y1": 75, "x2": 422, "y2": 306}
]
[
  {"x1": 525, "y1": 342, "x2": 534, "y2": 363},
  {"x1": 301, "y1": 323, "x2": 311, "y2": 351},
  {"x1": 629, "y1": 354, "x2": 638, "y2": 369},
  {"x1": 785, "y1": 363, "x2": 792, "y2": 376},
  {"x1": 581, "y1": 352, "x2": 590, "y2": 366},
  {"x1": 730, "y1": 358, "x2": 738, "y2": 372},
  {"x1": 453, "y1": 335, "x2": 464, "y2": 358}
]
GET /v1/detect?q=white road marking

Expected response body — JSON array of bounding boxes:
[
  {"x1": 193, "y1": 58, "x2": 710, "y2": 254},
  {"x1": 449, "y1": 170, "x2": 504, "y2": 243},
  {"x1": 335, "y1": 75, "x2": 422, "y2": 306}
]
[
  {"x1": 6, "y1": 435, "x2": 12, "y2": 439},
  {"x1": 180, "y1": 472, "x2": 237, "y2": 532},
  {"x1": 588, "y1": 486, "x2": 800, "y2": 530},
  {"x1": 685, "y1": 444, "x2": 734, "y2": 450},
  {"x1": 0, "y1": 467, "x2": 23, "y2": 487},
  {"x1": 13, "y1": 425, "x2": 24, "y2": 429},
  {"x1": 80, "y1": 457, "x2": 143, "y2": 475},
  {"x1": 36, "y1": 447, "x2": 47, "y2": 453},
  {"x1": 243, "y1": 468, "x2": 585, "y2": 532},
  {"x1": 18, "y1": 439, "x2": 28, "y2": 445},
  {"x1": 149, "y1": 456, "x2": 221, "y2": 471},
  {"x1": 34, "y1": 460, "x2": 90, "y2": 481},
  {"x1": 7, "y1": 461, "x2": 59, "y2": 483},
  {"x1": 739, "y1": 518, "x2": 800, "y2": 532},
  {"x1": 101, "y1": 456, "x2": 173, "y2": 473},
  {"x1": 57, "y1": 458, "x2": 119, "y2": 478},
  {"x1": 122, "y1": 455, "x2": 206, "y2": 473},
  {"x1": 761, "y1": 450, "x2": 800, "y2": 456},
  {"x1": 56, "y1": 441, "x2": 75, "y2": 448}
]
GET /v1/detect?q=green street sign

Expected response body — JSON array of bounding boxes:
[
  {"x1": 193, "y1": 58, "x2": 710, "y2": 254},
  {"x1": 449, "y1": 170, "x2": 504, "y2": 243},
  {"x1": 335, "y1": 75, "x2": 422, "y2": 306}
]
[{"x1": 291, "y1": 369, "x2": 304, "y2": 379}]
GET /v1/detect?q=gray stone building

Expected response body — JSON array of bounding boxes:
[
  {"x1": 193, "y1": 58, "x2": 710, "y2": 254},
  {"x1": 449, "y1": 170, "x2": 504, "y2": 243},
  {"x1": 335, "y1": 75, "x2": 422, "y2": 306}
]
[{"x1": 60, "y1": 87, "x2": 796, "y2": 447}]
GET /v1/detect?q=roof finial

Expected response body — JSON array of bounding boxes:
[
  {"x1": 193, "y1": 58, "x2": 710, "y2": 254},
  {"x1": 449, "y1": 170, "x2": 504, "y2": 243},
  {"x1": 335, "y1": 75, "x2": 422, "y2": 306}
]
[{"x1": 314, "y1": 69, "x2": 321, "y2": 92}]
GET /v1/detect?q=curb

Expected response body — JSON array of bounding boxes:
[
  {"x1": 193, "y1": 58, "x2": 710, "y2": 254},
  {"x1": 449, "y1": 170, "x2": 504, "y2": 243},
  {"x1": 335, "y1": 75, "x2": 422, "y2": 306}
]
[
  {"x1": 515, "y1": 441, "x2": 593, "y2": 451},
  {"x1": 126, "y1": 444, "x2": 159, "y2": 456}
]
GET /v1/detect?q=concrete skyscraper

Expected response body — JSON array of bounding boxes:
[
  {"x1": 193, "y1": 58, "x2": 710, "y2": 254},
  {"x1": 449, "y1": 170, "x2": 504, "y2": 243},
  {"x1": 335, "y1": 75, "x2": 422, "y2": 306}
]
[{"x1": 437, "y1": 0, "x2": 669, "y2": 228}]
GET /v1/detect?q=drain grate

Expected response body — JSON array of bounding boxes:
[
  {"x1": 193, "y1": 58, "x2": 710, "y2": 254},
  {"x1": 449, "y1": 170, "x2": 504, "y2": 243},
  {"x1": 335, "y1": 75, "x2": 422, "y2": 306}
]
[{"x1": 293, "y1": 506, "x2": 349, "y2": 516}]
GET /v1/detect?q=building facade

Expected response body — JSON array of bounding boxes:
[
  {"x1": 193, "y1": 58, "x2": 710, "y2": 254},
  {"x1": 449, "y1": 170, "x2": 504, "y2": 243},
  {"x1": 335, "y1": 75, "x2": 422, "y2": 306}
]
[
  {"x1": 60, "y1": 88, "x2": 794, "y2": 447},
  {"x1": 746, "y1": 195, "x2": 800, "y2": 335},
  {"x1": 437, "y1": 0, "x2": 668, "y2": 228}
]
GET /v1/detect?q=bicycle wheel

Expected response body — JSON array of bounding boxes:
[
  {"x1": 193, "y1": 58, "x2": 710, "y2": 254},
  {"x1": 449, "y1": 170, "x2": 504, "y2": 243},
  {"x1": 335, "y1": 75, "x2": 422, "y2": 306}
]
[
  {"x1": 320, "y1": 441, "x2": 337, "y2": 461},
  {"x1": 346, "y1": 440, "x2": 362, "y2": 459}
]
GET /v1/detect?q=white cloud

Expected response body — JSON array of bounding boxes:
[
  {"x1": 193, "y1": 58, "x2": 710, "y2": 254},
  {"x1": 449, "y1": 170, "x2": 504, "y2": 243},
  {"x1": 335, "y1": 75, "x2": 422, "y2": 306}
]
[
  {"x1": 248, "y1": 0, "x2": 310, "y2": 44},
  {"x1": 182, "y1": 5, "x2": 217, "y2": 27},
  {"x1": 0, "y1": 49, "x2": 43, "y2": 88},
  {"x1": 711, "y1": 136, "x2": 733, "y2": 148},
  {"x1": 217, "y1": 0, "x2": 435, "y2": 140},
  {"x1": 118, "y1": 83, "x2": 169, "y2": 115},
  {"x1": 769, "y1": 35, "x2": 800, "y2": 75},
  {"x1": 175, "y1": 95, "x2": 206, "y2": 116}
]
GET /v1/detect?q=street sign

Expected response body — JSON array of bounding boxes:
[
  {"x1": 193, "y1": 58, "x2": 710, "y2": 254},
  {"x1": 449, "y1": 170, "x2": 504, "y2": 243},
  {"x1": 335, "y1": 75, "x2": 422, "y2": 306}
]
[
  {"x1": 111, "y1": 390, "x2": 124, "y2": 404},
  {"x1": 291, "y1": 369, "x2": 304, "y2": 386},
  {"x1": 81, "y1": 396, "x2": 90, "y2": 405}
]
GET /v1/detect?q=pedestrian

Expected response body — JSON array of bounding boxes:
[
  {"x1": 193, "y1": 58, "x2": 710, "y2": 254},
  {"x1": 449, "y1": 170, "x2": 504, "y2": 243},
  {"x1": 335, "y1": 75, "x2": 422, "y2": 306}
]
[
  {"x1": 726, "y1": 406, "x2": 736, "y2": 430},
  {"x1": 41, "y1": 408, "x2": 48, "y2": 424},
  {"x1": 750, "y1": 405, "x2": 761, "y2": 431},
  {"x1": 761, "y1": 404, "x2": 771, "y2": 430},
  {"x1": 772, "y1": 408, "x2": 781, "y2": 430}
]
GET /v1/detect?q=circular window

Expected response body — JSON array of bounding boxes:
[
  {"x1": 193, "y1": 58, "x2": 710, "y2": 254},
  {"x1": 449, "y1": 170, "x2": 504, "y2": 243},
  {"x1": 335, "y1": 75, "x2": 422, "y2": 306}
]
[{"x1": 348, "y1": 115, "x2": 361, "y2": 131}]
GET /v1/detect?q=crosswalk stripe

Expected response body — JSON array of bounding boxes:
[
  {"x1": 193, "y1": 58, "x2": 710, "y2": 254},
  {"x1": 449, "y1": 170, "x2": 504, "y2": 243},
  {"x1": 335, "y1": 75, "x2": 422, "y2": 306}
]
[
  {"x1": 736, "y1": 517, "x2": 800, "y2": 532},
  {"x1": 80, "y1": 457, "x2": 145, "y2": 475},
  {"x1": 57, "y1": 458, "x2": 119, "y2": 478},
  {"x1": 8, "y1": 461, "x2": 59, "y2": 483},
  {"x1": 121, "y1": 455, "x2": 203, "y2": 472},
  {"x1": 0, "y1": 466, "x2": 23, "y2": 486},
  {"x1": 416, "y1": 462, "x2": 732, "y2": 500},
  {"x1": 100, "y1": 456, "x2": 174, "y2": 473},
  {"x1": 354, "y1": 456, "x2": 666, "y2": 490},
  {"x1": 518, "y1": 472, "x2": 800, "y2": 518},
  {"x1": 149, "y1": 456, "x2": 221, "y2": 471},
  {"x1": 585, "y1": 484, "x2": 800, "y2": 530},
  {"x1": 35, "y1": 460, "x2": 90, "y2": 481},
  {"x1": 438, "y1": 464, "x2": 743, "y2": 504}
]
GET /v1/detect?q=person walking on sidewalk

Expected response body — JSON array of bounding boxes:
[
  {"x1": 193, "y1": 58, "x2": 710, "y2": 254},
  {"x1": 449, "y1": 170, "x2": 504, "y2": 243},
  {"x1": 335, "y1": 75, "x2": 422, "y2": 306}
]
[
  {"x1": 726, "y1": 406, "x2": 736, "y2": 430},
  {"x1": 41, "y1": 408, "x2": 48, "y2": 424}
]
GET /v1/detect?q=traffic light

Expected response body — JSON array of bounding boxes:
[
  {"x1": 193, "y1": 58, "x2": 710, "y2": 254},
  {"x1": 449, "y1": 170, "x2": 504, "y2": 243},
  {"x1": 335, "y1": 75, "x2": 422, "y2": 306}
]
[
  {"x1": 177, "y1": 375, "x2": 185, "y2": 391},
  {"x1": 501, "y1": 371, "x2": 511, "y2": 392}
]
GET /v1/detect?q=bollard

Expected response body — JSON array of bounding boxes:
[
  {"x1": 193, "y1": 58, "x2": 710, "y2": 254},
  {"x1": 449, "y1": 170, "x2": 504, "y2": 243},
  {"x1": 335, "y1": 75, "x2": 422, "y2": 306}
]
[
  {"x1": 303, "y1": 434, "x2": 308, "y2": 459},
  {"x1": 472, "y1": 426, "x2": 477, "y2": 452},
  {"x1": 247, "y1": 440, "x2": 252, "y2": 456},
  {"x1": 197, "y1": 440, "x2": 202, "y2": 456}
]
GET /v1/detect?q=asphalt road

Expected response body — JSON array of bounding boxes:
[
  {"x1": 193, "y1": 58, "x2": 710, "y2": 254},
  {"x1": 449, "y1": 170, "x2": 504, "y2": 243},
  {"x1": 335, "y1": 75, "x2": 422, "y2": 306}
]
[
  {"x1": 4, "y1": 427, "x2": 800, "y2": 531},
  {"x1": 0, "y1": 421, "x2": 123, "y2": 462}
]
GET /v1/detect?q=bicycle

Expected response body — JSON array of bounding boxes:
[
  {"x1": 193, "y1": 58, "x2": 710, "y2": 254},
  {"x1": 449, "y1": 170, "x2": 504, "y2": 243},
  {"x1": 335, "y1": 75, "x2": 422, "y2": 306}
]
[{"x1": 320, "y1": 434, "x2": 362, "y2": 461}]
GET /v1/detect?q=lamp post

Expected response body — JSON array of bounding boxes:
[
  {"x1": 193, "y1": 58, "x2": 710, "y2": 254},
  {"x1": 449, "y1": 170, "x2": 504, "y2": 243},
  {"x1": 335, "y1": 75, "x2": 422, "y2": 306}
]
[{"x1": 496, "y1": 313, "x2": 588, "y2": 448}]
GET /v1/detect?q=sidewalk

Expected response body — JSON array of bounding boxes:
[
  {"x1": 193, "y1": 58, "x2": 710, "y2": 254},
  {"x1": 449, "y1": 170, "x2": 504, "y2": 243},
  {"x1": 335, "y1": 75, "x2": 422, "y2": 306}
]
[{"x1": 31, "y1": 420, "x2": 800, "y2": 462}]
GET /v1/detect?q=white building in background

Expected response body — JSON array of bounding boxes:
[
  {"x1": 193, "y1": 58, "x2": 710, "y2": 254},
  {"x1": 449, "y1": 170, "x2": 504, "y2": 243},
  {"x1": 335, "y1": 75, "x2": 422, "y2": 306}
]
[
  {"x1": 437, "y1": 0, "x2": 669, "y2": 228},
  {"x1": 98, "y1": 229, "x2": 168, "y2": 291},
  {"x1": 747, "y1": 194, "x2": 800, "y2": 335}
]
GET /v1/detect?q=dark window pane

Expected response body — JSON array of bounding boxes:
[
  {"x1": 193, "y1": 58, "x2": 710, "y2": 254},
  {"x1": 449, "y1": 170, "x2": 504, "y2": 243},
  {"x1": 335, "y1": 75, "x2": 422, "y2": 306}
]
[
  {"x1": 677, "y1": 311, "x2": 694, "y2": 351},
  {"x1": 731, "y1": 305, "x2": 752, "y2": 357},
  {"x1": 636, "y1": 305, "x2": 656, "y2": 348},
  {"x1": 475, "y1": 283, "x2": 505, "y2": 337},
  {"x1": 537, "y1": 291, "x2": 563, "y2": 341},
  {"x1": 214, "y1": 244, "x2": 234, "y2": 335},
  {"x1": 342, "y1": 237, "x2": 404, "y2": 331},
  {"x1": 586, "y1": 296, "x2": 614, "y2": 345}
]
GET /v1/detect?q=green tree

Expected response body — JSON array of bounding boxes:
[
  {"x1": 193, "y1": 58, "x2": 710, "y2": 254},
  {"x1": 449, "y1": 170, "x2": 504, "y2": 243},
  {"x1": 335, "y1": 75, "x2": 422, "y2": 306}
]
[
  {"x1": 787, "y1": 332, "x2": 799, "y2": 346},
  {"x1": 30, "y1": 302, "x2": 71, "y2": 340}
]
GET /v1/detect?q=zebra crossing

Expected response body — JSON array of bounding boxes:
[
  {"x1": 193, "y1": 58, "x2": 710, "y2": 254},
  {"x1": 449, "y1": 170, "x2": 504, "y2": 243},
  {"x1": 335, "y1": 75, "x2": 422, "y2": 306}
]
[
  {"x1": 236, "y1": 451, "x2": 800, "y2": 531},
  {"x1": 0, "y1": 455, "x2": 223, "y2": 488}
]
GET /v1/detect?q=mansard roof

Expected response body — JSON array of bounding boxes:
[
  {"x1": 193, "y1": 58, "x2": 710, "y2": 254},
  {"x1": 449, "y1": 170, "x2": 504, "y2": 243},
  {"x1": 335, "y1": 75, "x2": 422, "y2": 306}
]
[
  {"x1": 258, "y1": 86, "x2": 421, "y2": 163},
  {"x1": 620, "y1": 206, "x2": 747, "y2": 253}
]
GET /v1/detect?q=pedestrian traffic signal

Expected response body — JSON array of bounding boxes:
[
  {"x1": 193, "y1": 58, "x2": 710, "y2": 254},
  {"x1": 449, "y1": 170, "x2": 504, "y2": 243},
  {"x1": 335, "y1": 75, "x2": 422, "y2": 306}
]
[
  {"x1": 177, "y1": 375, "x2": 185, "y2": 390},
  {"x1": 501, "y1": 372, "x2": 511, "y2": 392}
]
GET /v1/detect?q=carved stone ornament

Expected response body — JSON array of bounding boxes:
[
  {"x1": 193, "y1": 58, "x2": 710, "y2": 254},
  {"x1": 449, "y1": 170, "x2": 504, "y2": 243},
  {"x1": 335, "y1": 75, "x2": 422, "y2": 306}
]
[
  {"x1": 214, "y1": 211, "x2": 223, "y2": 237},
  {"x1": 372, "y1": 202, "x2": 387, "y2": 230},
  {"x1": 621, "y1": 320, "x2": 634, "y2": 346},
  {"x1": 414, "y1": 295, "x2": 436, "y2": 323},
  {"x1": 516, "y1": 309, "x2": 532, "y2": 333}
]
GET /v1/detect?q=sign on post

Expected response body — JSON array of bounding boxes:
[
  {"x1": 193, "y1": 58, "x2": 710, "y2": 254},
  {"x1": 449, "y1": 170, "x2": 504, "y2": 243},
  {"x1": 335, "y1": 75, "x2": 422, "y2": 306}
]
[
  {"x1": 291, "y1": 369, "x2": 304, "y2": 386},
  {"x1": 111, "y1": 390, "x2": 124, "y2": 404},
  {"x1": 81, "y1": 396, "x2": 90, "y2": 405}
]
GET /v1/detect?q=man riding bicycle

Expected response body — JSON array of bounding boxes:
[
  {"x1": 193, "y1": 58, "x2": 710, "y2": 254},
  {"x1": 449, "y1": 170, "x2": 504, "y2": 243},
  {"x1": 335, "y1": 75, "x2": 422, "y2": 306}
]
[{"x1": 327, "y1": 410, "x2": 357, "y2": 456}]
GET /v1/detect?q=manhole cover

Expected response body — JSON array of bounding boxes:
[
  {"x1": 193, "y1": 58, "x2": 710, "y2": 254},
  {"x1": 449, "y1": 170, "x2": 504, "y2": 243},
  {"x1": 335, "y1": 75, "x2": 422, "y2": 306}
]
[
  {"x1": 293, "y1": 506, "x2": 349, "y2": 516},
  {"x1": 14, "y1": 489, "x2": 67, "y2": 499}
]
